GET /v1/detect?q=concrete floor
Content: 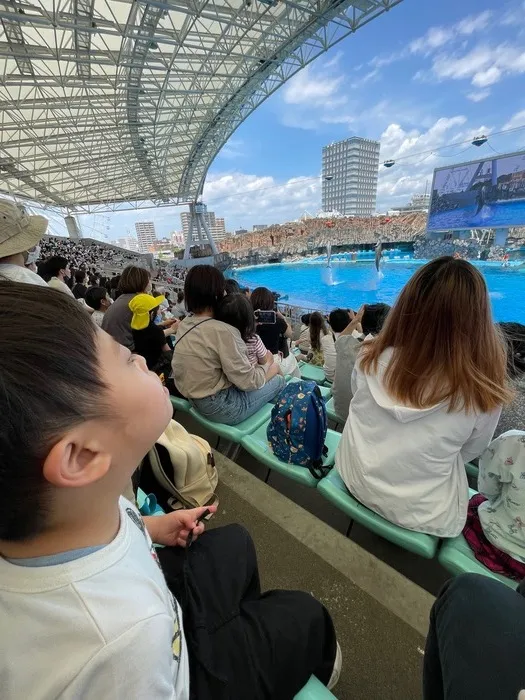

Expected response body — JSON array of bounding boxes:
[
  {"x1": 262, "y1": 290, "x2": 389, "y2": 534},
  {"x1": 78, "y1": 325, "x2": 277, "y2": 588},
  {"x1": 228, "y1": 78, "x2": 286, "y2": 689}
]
[{"x1": 212, "y1": 453, "x2": 429, "y2": 700}]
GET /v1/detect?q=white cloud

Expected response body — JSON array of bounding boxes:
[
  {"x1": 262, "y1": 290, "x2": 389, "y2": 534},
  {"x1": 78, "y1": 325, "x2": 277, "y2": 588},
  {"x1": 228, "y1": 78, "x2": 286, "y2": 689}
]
[
  {"x1": 429, "y1": 43, "x2": 525, "y2": 88},
  {"x1": 376, "y1": 116, "x2": 488, "y2": 207},
  {"x1": 202, "y1": 172, "x2": 321, "y2": 230},
  {"x1": 282, "y1": 66, "x2": 344, "y2": 107},
  {"x1": 409, "y1": 11, "x2": 492, "y2": 55},
  {"x1": 503, "y1": 109, "x2": 525, "y2": 130},
  {"x1": 218, "y1": 138, "x2": 245, "y2": 160},
  {"x1": 349, "y1": 68, "x2": 379, "y2": 89},
  {"x1": 466, "y1": 89, "x2": 491, "y2": 102}
]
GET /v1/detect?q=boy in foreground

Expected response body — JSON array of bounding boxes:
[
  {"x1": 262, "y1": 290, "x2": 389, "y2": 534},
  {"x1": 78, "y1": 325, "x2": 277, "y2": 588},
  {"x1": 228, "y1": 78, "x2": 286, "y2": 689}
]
[{"x1": 0, "y1": 282, "x2": 339, "y2": 700}]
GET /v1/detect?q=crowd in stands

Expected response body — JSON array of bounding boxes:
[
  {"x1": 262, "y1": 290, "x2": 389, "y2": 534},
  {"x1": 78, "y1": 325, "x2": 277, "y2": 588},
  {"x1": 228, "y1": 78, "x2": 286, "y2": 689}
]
[
  {"x1": 414, "y1": 233, "x2": 525, "y2": 261},
  {"x1": 40, "y1": 234, "x2": 144, "y2": 269},
  {"x1": 3, "y1": 196, "x2": 525, "y2": 700},
  {"x1": 220, "y1": 212, "x2": 427, "y2": 259}
]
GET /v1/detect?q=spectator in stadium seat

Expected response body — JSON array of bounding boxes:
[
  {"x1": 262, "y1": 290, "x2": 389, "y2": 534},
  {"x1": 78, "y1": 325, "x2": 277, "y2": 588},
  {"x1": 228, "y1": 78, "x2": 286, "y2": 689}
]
[
  {"x1": 0, "y1": 282, "x2": 340, "y2": 700},
  {"x1": 495, "y1": 322, "x2": 525, "y2": 437},
  {"x1": 332, "y1": 303, "x2": 390, "y2": 422},
  {"x1": 172, "y1": 266, "x2": 285, "y2": 425},
  {"x1": 423, "y1": 574, "x2": 525, "y2": 700},
  {"x1": 101, "y1": 266, "x2": 151, "y2": 350},
  {"x1": 129, "y1": 293, "x2": 178, "y2": 373},
  {"x1": 225, "y1": 278, "x2": 241, "y2": 295},
  {"x1": 463, "y1": 429, "x2": 525, "y2": 581},
  {"x1": 296, "y1": 313, "x2": 311, "y2": 353},
  {"x1": 72, "y1": 269, "x2": 88, "y2": 299},
  {"x1": 0, "y1": 199, "x2": 48, "y2": 287},
  {"x1": 307, "y1": 311, "x2": 329, "y2": 367},
  {"x1": 84, "y1": 286, "x2": 112, "y2": 327},
  {"x1": 216, "y1": 293, "x2": 273, "y2": 368},
  {"x1": 250, "y1": 286, "x2": 301, "y2": 377},
  {"x1": 336, "y1": 256, "x2": 511, "y2": 538},
  {"x1": 172, "y1": 290, "x2": 186, "y2": 319},
  {"x1": 45, "y1": 256, "x2": 74, "y2": 297},
  {"x1": 323, "y1": 309, "x2": 351, "y2": 383}
]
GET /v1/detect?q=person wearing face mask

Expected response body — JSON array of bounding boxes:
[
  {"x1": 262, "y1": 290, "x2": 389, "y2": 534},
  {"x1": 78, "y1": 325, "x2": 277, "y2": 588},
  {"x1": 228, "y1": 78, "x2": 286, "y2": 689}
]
[{"x1": 0, "y1": 199, "x2": 48, "y2": 287}]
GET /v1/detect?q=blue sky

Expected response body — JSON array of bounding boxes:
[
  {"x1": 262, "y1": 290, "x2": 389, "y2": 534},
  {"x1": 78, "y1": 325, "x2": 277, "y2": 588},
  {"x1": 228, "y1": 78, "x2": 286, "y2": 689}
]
[{"x1": 63, "y1": 0, "x2": 525, "y2": 241}]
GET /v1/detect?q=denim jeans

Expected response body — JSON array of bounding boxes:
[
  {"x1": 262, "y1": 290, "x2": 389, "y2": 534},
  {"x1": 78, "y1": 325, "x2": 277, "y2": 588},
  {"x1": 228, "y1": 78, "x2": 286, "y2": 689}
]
[
  {"x1": 191, "y1": 375, "x2": 285, "y2": 426},
  {"x1": 424, "y1": 574, "x2": 525, "y2": 700}
]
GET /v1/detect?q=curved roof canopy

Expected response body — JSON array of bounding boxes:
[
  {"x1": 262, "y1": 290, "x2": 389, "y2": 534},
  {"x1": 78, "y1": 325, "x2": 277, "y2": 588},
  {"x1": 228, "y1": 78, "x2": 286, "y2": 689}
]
[{"x1": 0, "y1": 0, "x2": 401, "y2": 210}]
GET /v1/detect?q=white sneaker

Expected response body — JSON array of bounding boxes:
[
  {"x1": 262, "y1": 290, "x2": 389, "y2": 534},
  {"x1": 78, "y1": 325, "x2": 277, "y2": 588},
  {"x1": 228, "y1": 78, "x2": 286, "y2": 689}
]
[{"x1": 327, "y1": 641, "x2": 342, "y2": 691}]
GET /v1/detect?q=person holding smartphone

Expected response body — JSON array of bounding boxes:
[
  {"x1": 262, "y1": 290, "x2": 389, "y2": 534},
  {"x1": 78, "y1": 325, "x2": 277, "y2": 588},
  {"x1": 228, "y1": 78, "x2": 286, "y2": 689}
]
[{"x1": 250, "y1": 287, "x2": 301, "y2": 378}]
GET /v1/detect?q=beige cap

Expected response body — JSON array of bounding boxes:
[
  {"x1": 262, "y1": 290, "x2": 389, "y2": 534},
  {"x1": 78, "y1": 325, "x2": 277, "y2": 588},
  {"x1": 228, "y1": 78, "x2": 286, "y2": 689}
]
[{"x1": 0, "y1": 199, "x2": 48, "y2": 259}]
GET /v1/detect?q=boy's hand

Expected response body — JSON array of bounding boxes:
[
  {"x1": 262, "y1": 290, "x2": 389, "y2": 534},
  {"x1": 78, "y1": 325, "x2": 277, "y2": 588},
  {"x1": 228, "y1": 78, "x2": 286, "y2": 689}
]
[{"x1": 145, "y1": 506, "x2": 217, "y2": 548}]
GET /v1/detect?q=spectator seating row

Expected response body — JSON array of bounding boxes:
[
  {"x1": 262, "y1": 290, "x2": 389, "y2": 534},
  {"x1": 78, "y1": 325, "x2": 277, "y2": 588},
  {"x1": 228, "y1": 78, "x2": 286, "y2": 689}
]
[{"x1": 169, "y1": 366, "x2": 518, "y2": 592}]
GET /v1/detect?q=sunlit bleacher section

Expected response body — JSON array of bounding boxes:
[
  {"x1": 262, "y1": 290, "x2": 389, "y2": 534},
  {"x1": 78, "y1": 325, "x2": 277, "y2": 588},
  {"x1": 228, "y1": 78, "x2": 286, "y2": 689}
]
[{"x1": 220, "y1": 212, "x2": 426, "y2": 262}]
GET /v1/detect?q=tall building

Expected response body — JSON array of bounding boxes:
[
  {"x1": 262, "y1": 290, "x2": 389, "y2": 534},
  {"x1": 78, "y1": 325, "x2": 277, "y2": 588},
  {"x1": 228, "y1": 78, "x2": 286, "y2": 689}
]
[
  {"x1": 134, "y1": 221, "x2": 157, "y2": 253},
  {"x1": 180, "y1": 209, "x2": 226, "y2": 243},
  {"x1": 322, "y1": 136, "x2": 380, "y2": 217},
  {"x1": 395, "y1": 193, "x2": 431, "y2": 212},
  {"x1": 117, "y1": 235, "x2": 139, "y2": 252}
]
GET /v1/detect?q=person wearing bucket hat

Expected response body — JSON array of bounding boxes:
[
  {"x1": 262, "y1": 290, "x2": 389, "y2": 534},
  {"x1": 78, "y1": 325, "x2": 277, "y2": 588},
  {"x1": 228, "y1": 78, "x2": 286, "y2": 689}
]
[
  {"x1": 0, "y1": 198, "x2": 48, "y2": 287},
  {"x1": 129, "y1": 293, "x2": 179, "y2": 371}
]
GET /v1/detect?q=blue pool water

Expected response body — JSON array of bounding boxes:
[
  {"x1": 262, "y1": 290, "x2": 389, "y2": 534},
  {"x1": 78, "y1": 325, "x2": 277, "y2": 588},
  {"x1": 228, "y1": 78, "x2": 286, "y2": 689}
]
[{"x1": 232, "y1": 259, "x2": 525, "y2": 324}]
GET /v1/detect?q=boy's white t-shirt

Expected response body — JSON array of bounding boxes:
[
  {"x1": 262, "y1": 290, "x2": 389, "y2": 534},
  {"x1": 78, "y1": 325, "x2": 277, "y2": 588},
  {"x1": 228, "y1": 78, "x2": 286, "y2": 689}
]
[{"x1": 0, "y1": 498, "x2": 189, "y2": 699}]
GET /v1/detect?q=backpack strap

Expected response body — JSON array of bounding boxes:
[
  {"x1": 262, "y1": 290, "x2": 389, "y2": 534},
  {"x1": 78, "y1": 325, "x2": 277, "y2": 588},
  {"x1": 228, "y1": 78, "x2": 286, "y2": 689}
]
[{"x1": 174, "y1": 317, "x2": 214, "y2": 348}]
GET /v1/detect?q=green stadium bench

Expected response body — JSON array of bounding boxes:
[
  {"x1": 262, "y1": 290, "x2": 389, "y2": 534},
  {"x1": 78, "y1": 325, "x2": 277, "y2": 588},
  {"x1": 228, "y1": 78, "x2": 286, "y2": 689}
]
[
  {"x1": 241, "y1": 422, "x2": 340, "y2": 487},
  {"x1": 325, "y1": 397, "x2": 345, "y2": 426},
  {"x1": 299, "y1": 362, "x2": 327, "y2": 384},
  {"x1": 189, "y1": 403, "x2": 274, "y2": 460},
  {"x1": 287, "y1": 376, "x2": 331, "y2": 399},
  {"x1": 294, "y1": 676, "x2": 337, "y2": 699},
  {"x1": 438, "y1": 533, "x2": 518, "y2": 590},
  {"x1": 170, "y1": 396, "x2": 191, "y2": 414},
  {"x1": 317, "y1": 469, "x2": 439, "y2": 558}
]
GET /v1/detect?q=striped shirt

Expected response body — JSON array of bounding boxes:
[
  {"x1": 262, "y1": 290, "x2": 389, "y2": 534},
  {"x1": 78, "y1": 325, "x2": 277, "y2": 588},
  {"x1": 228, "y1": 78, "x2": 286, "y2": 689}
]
[{"x1": 245, "y1": 334, "x2": 268, "y2": 366}]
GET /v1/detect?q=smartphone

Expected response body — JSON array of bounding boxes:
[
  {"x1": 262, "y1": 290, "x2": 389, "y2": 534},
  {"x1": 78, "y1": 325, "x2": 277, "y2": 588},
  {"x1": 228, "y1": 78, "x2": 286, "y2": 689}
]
[
  {"x1": 187, "y1": 508, "x2": 213, "y2": 547},
  {"x1": 255, "y1": 309, "x2": 276, "y2": 324}
]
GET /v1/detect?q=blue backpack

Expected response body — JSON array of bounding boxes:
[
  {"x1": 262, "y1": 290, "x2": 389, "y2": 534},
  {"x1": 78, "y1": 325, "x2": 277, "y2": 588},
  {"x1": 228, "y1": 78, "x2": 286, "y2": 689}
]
[{"x1": 267, "y1": 380, "x2": 329, "y2": 479}]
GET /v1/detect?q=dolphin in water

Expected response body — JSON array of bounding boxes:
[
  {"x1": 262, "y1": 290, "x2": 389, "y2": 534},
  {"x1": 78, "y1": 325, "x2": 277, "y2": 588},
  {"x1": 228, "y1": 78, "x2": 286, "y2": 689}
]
[{"x1": 375, "y1": 241, "x2": 383, "y2": 272}]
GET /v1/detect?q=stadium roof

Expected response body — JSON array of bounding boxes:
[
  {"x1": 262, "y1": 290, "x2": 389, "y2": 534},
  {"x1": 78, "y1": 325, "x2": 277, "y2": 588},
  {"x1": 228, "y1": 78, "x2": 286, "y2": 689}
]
[{"x1": 0, "y1": 0, "x2": 402, "y2": 212}]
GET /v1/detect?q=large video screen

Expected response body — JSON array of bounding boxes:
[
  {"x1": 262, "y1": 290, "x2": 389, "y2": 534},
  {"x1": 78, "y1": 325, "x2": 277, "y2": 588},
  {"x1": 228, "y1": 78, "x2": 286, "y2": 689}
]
[{"x1": 427, "y1": 151, "x2": 525, "y2": 231}]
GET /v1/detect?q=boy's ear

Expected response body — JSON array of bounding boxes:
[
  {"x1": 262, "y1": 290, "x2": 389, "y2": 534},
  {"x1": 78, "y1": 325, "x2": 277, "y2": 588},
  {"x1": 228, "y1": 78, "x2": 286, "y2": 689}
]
[{"x1": 43, "y1": 434, "x2": 111, "y2": 488}]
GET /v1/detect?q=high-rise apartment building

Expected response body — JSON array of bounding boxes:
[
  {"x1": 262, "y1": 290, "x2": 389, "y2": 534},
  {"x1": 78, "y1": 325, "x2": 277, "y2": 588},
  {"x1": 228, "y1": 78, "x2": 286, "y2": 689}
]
[
  {"x1": 117, "y1": 236, "x2": 139, "y2": 252},
  {"x1": 180, "y1": 209, "x2": 226, "y2": 243},
  {"x1": 134, "y1": 221, "x2": 157, "y2": 253},
  {"x1": 322, "y1": 136, "x2": 380, "y2": 217}
]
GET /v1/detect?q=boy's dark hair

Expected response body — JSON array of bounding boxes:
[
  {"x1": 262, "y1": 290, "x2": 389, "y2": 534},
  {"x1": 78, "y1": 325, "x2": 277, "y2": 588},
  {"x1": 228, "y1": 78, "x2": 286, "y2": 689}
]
[
  {"x1": 250, "y1": 287, "x2": 275, "y2": 312},
  {"x1": 184, "y1": 265, "x2": 225, "y2": 314},
  {"x1": 0, "y1": 282, "x2": 109, "y2": 541},
  {"x1": 301, "y1": 313, "x2": 311, "y2": 326},
  {"x1": 499, "y1": 322, "x2": 525, "y2": 378},
  {"x1": 84, "y1": 286, "x2": 107, "y2": 311},
  {"x1": 225, "y1": 279, "x2": 241, "y2": 295},
  {"x1": 329, "y1": 308, "x2": 350, "y2": 334},
  {"x1": 74, "y1": 269, "x2": 86, "y2": 284},
  {"x1": 362, "y1": 303, "x2": 391, "y2": 336},
  {"x1": 216, "y1": 293, "x2": 256, "y2": 342},
  {"x1": 44, "y1": 255, "x2": 69, "y2": 279},
  {"x1": 118, "y1": 266, "x2": 150, "y2": 295}
]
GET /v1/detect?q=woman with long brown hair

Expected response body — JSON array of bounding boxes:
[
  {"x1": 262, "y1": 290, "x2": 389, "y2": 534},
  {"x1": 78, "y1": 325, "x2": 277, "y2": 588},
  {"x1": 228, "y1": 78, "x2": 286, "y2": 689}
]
[{"x1": 335, "y1": 256, "x2": 512, "y2": 538}]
